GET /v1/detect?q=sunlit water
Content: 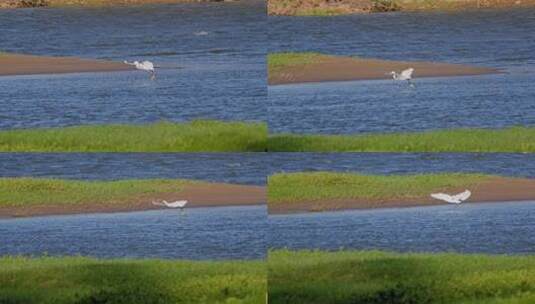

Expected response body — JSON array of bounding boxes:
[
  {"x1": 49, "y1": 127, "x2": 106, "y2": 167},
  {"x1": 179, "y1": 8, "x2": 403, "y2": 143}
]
[
  {"x1": 0, "y1": 206, "x2": 266, "y2": 260},
  {"x1": 0, "y1": 1, "x2": 266, "y2": 129},
  {"x1": 270, "y1": 201, "x2": 535, "y2": 254},
  {"x1": 268, "y1": 9, "x2": 535, "y2": 134}
]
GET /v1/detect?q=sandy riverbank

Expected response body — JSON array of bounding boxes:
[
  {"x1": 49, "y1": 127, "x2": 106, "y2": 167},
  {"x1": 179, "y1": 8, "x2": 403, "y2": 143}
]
[
  {"x1": 0, "y1": 183, "x2": 266, "y2": 218},
  {"x1": 0, "y1": 53, "x2": 133, "y2": 76},
  {"x1": 268, "y1": 0, "x2": 535, "y2": 16},
  {"x1": 269, "y1": 177, "x2": 535, "y2": 214},
  {"x1": 268, "y1": 55, "x2": 500, "y2": 85}
]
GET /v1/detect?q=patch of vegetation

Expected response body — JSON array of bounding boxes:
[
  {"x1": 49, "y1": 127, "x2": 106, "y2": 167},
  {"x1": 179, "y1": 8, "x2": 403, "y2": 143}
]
[
  {"x1": 267, "y1": 52, "x2": 331, "y2": 71},
  {"x1": 0, "y1": 120, "x2": 267, "y2": 152},
  {"x1": 268, "y1": 127, "x2": 535, "y2": 152},
  {"x1": 371, "y1": 0, "x2": 401, "y2": 12},
  {"x1": 0, "y1": 178, "x2": 198, "y2": 207},
  {"x1": 0, "y1": 256, "x2": 266, "y2": 304},
  {"x1": 268, "y1": 172, "x2": 490, "y2": 205},
  {"x1": 269, "y1": 249, "x2": 535, "y2": 304}
]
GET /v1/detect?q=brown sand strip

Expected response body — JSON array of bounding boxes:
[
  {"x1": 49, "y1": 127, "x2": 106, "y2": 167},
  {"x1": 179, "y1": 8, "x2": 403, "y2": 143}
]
[
  {"x1": 0, "y1": 183, "x2": 266, "y2": 218},
  {"x1": 269, "y1": 177, "x2": 535, "y2": 214},
  {"x1": 0, "y1": 53, "x2": 133, "y2": 76},
  {"x1": 268, "y1": 0, "x2": 535, "y2": 16},
  {"x1": 269, "y1": 57, "x2": 500, "y2": 85}
]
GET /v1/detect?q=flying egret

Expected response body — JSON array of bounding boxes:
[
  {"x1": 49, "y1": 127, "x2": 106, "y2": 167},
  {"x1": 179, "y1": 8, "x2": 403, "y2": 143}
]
[
  {"x1": 124, "y1": 60, "x2": 156, "y2": 80},
  {"x1": 430, "y1": 190, "x2": 471, "y2": 204},
  {"x1": 152, "y1": 199, "x2": 188, "y2": 210},
  {"x1": 388, "y1": 67, "x2": 414, "y2": 87}
]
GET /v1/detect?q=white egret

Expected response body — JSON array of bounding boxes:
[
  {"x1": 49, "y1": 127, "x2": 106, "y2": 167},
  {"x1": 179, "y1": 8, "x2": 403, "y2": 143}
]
[
  {"x1": 152, "y1": 199, "x2": 188, "y2": 210},
  {"x1": 124, "y1": 60, "x2": 156, "y2": 80},
  {"x1": 430, "y1": 190, "x2": 471, "y2": 204},
  {"x1": 388, "y1": 67, "x2": 414, "y2": 87}
]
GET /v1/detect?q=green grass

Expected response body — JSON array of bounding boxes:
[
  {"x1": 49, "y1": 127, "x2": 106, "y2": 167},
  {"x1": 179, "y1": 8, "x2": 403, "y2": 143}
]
[
  {"x1": 267, "y1": 52, "x2": 331, "y2": 71},
  {"x1": 268, "y1": 172, "x2": 491, "y2": 204},
  {"x1": 0, "y1": 178, "x2": 197, "y2": 207},
  {"x1": 0, "y1": 256, "x2": 266, "y2": 304},
  {"x1": 268, "y1": 127, "x2": 535, "y2": 152},
  {"x1": 0, "y1": 120, "x2": 267, "y2": 152},
  {"x1": 269, "y1": 249, "x2": 535, "y2": 304}
]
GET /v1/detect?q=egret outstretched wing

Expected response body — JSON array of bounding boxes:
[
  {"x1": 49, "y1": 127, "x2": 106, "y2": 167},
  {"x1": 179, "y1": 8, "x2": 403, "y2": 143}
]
[
  {"x1": 430, "y1": 193, "x2": 455, "y2": 203},
  {"x1": 140, "y1": 61, "x2": 154, "y2": 71},
  {"x1": 400, "y1": 68, "x2": 414, "y2": 79},
  {"x1": 162, "y1": 200, "x2": 188, "y2": 208},
  {"x1": 452, "y1": 190, "x2": 471, "y2": 202},
  {"x1": 152, "y1": 200, "x2": 165, "y2": 206},
  {"x1": 431, "y1": 190, "x2": 471, "y2": 204},
  {"x1": 152, "y1": 200, "x2": 188, "y2": 208}
]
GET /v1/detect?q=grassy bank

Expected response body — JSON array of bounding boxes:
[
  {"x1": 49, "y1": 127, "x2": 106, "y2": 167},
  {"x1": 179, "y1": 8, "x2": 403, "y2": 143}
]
[
  {"x1": 268, "y1": 52, "x2": 331, "y2": 71},
  {"x1": 268, "y1": 172, "x2": 489, "y2": 205},
  {"x1": 268, "y1": 127, "x2": 535, "y2": 152},
  {"x1": 0, "y1": 256, "x2": 265, "y2": 304},
  {"x1": 0, "y1": 178, "x2": 195, "y2": 207},
  {"x1": 0, "y1": 120, "x2": 267, "y2": 152},
  {"x1": 269, "y1": 249, "x2": 535, "y2": 304}
]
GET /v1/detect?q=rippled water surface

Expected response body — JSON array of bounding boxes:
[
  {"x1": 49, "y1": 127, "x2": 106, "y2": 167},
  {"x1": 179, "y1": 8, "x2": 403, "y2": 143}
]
[
  {"x1": 267, "y1": 153, "x2": 535, "y2": 177},
  {"x1": 270, "y1": 201, "x2": 535, "y2": 254},
  {"x1": 0, "y1": 1, "x2": 266, "y2": 129},
  {"x1": 0, "y1": 206, "x2": 266, "y2": 259},
  {"x1": 0, "y1": 153, "x2": 268, "y2": 185},
  {"x1": 3, "y1": 153, "x2": 535, "y2": 183},
  {"x1": 268, "y1": 9, "x2": 535, "y2": 134}
]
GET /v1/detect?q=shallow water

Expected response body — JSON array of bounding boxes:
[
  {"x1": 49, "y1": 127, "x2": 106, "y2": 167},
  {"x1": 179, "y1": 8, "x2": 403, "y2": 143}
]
[
  {"x1": 270, "y1": 201, "x2": 535, "y2": 254},
  {"x1": 0, "y1": 1, "x2": 266, "y2": 129},
  {"x1": 3, "y1": 153, "x2": 535, "y2": 184},
  {"x1": 267, "y1": 153, "x2": 535, "y2": 177},
  {"x1": 0, "y1": 153, "x2": 268, "y2": 185},
  {"x1": 0, "y1": 206, "x2": 266, "y2": 260},
  {"x1": 268, "y1": 9, "x2": 535, "y2": 134}
]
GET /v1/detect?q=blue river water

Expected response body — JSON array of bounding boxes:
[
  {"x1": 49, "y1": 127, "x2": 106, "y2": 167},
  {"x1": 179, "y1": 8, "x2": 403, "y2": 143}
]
[
  {"x1": 268, "y1": 8, "x2": 535, "y2": 134},
  {"x1": 0, "y1": 0, "x2": 266, "y2": 130},
  {"x1": 270, "y1": 201, "x2": 535, "y2": 254},
  {"x1": 1, "y1": 5, "x2": 535, "y2": 259},
  {"x1": 0, "y1": 206, "x2": 266, "y2": 260},
  {"x1": 1, "y1": 153, "x2": 534, "y2": 258},
  {"x1": 0, "y1": 153, "x2": 269, "y2": 185},
  {"x1": 3, "y1": 153, "x2": 535, "y2": 184}
]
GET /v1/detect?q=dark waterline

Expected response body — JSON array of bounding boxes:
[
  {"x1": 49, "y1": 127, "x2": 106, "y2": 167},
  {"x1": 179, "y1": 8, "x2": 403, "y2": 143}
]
[
  {"x1": 0, "y1": 206, "x2": 267, "y2": 260},
  {"x1": 270, "y1": 201, "x2": 535, "y2": 254}
]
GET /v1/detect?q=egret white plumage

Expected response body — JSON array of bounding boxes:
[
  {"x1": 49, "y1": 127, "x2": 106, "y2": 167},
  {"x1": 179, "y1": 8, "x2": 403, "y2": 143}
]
[
  {"x1": 124, "y1": 60, "x2": 156, "y2": 80},
  {"x1": 152, "y1": 199, "x2": 188, "y2": 209},
  {"x1": 430, "y1": 190, "x2": 471, "y2": 204},
  {"x1": 388, "y1": 67, "x2": 414, "y2": 86}
]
